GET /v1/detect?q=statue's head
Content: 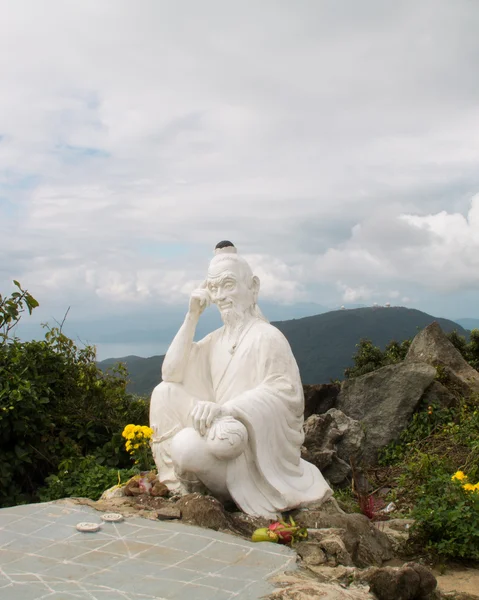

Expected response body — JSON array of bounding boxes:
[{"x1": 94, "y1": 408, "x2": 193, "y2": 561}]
[{"x1": 207, "y1": 241, "x2": 266, "y2": 327}]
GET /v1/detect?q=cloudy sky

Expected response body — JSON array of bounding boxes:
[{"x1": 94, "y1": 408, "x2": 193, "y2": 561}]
[{"x1": 1, "y1": 0, "x2": 479, "y2": 358}]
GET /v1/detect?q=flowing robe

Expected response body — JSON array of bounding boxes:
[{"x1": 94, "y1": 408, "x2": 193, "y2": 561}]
[{"x1": 151, "y1": 318, "x2": 332, "y2": 517}]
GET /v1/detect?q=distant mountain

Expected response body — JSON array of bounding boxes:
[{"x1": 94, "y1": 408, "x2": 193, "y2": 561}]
[
  {"x1": 275, "y1": 306, "x2": 468, "y2": 385},
  {"x1": 98, "y1": 306, "x2": 467, "y2": 397},
  {"x1": 454, "y1": 318, "x2": 479, "y2": 331}
]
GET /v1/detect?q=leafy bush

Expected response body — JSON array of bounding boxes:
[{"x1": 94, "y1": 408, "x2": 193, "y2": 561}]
[
  {"x1": 378, "y1": 400, "x2": 456, "y2": 466},
  {"x1": 39, "y1": 456, "x2": 138, "y2": 502},
  {"x1": 0, "y1": 280, "x2": 39, "y2": 343},
  {"x1": 410, "y1": 470, "x2": 479, "y2": 560},
  {"x1": 345, "y1": 338, "x2": 411, "y2": 379},
  {"x1": 0, "y1": 281, "x2": 150, "y2": 507},
  {"x1": 371, "y1": 397, "x2": 479, "y2": 560}
]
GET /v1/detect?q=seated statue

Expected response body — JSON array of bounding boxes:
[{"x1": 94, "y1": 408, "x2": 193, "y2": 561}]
[{"x1": 150, "y1": 241, "x2": 332, "y2": 518}]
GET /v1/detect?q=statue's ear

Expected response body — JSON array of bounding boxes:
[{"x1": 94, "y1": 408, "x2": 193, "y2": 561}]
[{"x1": 252, "y1": 275, "x2": 260, "y2": 302}]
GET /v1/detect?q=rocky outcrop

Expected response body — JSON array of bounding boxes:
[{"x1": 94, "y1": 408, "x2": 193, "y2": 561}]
[
  {"x1": 406, "y1": 322, "x2": 479, "y2": 397},
  {"x1": 303, "y1": 383, "x2": 340, "y2": 419},
  {"x1": 292, "y1": 507, "x2": 393, "y2": 568},
  {"x1": 175, "y1": 493, "x2": 235, "y2": 531},
  {"x1": 357, "y1": 563, "x2": 437, "y2": 600},
  {"x1": 420, "y1": 380, "x2": 457, "y2": 409},
  {"x1": 267, "y1": 574, "x2": 372, "y2": 599},
  {"x1": 302, "y1": 409, "x2": 364, "y2": 486},
  {"x1": 337, "y1": 362, "x2": 436, "y2": 464}
]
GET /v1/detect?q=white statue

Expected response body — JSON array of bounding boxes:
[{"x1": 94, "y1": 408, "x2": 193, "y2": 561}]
[{"x1": 150, "y1": 241, "x2": 332, "y2": 518}]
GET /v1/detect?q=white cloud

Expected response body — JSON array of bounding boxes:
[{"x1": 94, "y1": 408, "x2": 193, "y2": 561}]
[
  {"x1": 1, "y1": 0, "x2": 479, "y2": 333},
  {"x1": 337, "y1": 283, "x2": 373, "y2": 304}
]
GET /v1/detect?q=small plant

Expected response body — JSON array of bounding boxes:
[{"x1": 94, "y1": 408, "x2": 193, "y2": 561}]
[
  {"x1": 0, "y1": 280, "x2": 39, "y2": 344},
  {"x1": 410, "y1": 470, "x2": 479, "y2": 560},
  {"x1": 358, "y1": 493, "x2": 385, "y2": 520},
  {"x1": 39, "y1": 456, "x2": 137, "y2": 502},
  {"x1": 122, "y1": 424, "x2": 154, "y2": 471}
]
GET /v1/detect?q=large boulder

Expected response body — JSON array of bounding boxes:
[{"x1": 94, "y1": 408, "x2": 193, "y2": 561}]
[
  {"x1": 175, "y1": 493, "x2": 235, "y2": 531},
  {"x1": 302, "y1": 409, "x2": 364, "y2": 486},
  {"x1": 302, "y1": 413, "x2": 342, "y2": 473},
  {"x1": 292, "y1": 508, "x2": 393, "y2": 568},
  {"x1": 420, "y1": 380, "x2": 457, "y2": 409},
  {"x1": 337, "y1": 362, "x2": 436, "y2": 464},
  {"x1": 357, "y1": 563, "x2": 437, "y2": 600},
  {"x1": 406, "y1": 322, "x2": 479, "y2": 397},
  {"x1": 303, "y1": 383, "x2": 340, "y2": 419}
]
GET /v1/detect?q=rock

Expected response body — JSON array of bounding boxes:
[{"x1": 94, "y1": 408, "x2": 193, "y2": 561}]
[
  {"x1": 302, "y1": 413, "x2": 342, "y2": 471},
  {"x1": 229, "y1": 511, "x2": 270, "y2": 538},
  {"x1": 358, "y1": 562, "x2": 437, "y2": 600},
  {"x1": 294, "y1": 510, "x2": 393, "y2": 568},
  {"x1": 267, "y1": 572, "x2": 373, "y2": 599},
  {"x1": 421, "y1": 380, "x2": 457, "y2": 410},
  {"x1": 100, "y1": 485, "x2": 125, "y2": 500},
  {"x1": 380, "y1": 521, "x2": 411, "y2": 553},
  {"x1": 337, "y1": 362, "x2": 437, "y2": 464},
  {"x1": 406, "y1": 322, "x2": 479, "y2": 397},
  {"x1": 297, "y1": 528, "x2": 354, "y2": 567},
  {"x1": 175, "y1": 493, "x2": 234, "y2": 531},
  {"x1": 156, "y1": 505, "x2": 181, "y2": 520},
  {"x1": 386, "y1": 518, "x2": 414, "y2": 532},
  {"x1": 328, "y1": 409, "x2": 366, "y2": 465},
  {"x1": 303, "y1": 383, "x2": 340, "y2": 419},
  {"x1": 151, "y1": 481, "x2": 169, "y2": 497},
  {"x1": 305, "y1": 564, "x2": 358, "y2": 586},
  {"x1": 296, "y1": 541, "x2": 327, "y2": 566},
  {"x1": 319, "y1": 533, "x2": 354, "y2": 567},
  {"x1": 406, "y1": 563, "x2": 438, "y2": 597},
  {"x1": 124, "y1": 477, "x2": 143, "y2": 496},
  {"x1": 302, "y1": 409, "x2": 364, "y2": 486}
]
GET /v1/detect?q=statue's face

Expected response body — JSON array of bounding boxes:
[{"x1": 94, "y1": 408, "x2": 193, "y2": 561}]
[{"x1": 206, "y1": 261, "x2": 253, "y2": 320}]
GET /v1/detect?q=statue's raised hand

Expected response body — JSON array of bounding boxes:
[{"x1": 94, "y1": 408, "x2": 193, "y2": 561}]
[{"x1": 188, "y1": 281, "x2": 210, "y2": 319}]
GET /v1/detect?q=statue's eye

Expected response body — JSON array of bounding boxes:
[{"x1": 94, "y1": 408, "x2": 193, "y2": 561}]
[{"x1": 224, "y1": 281, "x2": 234, "y2": 290}]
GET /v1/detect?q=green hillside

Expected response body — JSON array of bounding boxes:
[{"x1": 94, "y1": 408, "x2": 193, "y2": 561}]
[{"x1": 99, "y1": 306, "x2": 468, "y2": 396}]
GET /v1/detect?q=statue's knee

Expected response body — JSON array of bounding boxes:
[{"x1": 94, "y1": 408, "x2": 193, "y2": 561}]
[
  {"x1": 151, "y1": 381, "x2": 180, "y2": 403},
  {"x1": 170, "y1": 427, "x2": 204, "y2": 473},
  {"x1": 206, "y1": 417, "x2": 248, "y2": 460},
  {"x1": 150, "y1": 382, "x2": 192, "y2": 422}
]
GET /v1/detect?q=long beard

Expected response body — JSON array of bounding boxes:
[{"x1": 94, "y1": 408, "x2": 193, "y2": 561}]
[{"x1": 220, "y1": 305, "x2": 247, "y2": 333}]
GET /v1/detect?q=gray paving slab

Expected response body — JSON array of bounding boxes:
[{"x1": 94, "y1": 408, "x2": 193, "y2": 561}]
[{"x1": 0, "y1": 501, "x2": 296, "y2": 599}]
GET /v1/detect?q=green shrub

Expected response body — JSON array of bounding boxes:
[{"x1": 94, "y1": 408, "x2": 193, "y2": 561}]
[
  {"x1": 345, "y1": 338, "x2": 411, "y2": 379},
  {"x1": 378, "y1": 400, "x2": 456, "y2": 466},
  {"x1": 0, "y1": 281, "x2": 150, "y2": 507},
  {"x1": 39, "y1": 456, "x2": 138, "y2": 502},
  {"x1": 410, "y1": 470, "x2": 479, "y2": 560}
]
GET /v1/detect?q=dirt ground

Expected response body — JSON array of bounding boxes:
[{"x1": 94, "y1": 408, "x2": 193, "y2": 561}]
[{"x1": 435, "y1": 565, "x2": 479, "y2": 598}]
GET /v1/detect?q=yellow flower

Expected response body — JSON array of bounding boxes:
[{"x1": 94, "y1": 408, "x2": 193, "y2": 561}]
[
  {"x1": 452, "y1": 471, "x2": 467, "y2": 482},
  {"x1": 463, "y1": 483, "x2": 475, "y2": 492},
  {"x1": 122, "y1": 424, "x2": 135, "y2": 438}
]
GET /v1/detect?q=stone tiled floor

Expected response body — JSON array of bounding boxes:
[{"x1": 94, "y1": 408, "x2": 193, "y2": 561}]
[{"x1": 0, "y1": 500, "x2": 296, "y2": 599}]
